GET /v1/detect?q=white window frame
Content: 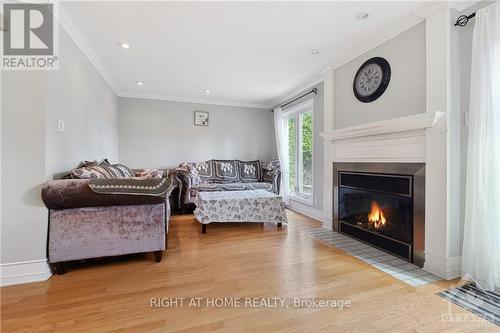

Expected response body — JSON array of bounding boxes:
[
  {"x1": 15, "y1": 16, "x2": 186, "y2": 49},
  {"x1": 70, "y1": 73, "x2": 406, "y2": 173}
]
[{"x1": 284, "y1": 98, "x2": 314, "y2": 205}]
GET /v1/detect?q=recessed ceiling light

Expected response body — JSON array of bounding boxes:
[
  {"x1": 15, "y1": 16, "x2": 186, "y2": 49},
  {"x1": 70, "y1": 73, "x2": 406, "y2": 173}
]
[
  {"x1": 310, "y1": 49, "x2": 321, "y2": 55},
  {"x1": 119, "y1": 43, "x2": 131, "y2": 49},
  {"x1": 356, "y1": 13, "x2": 369, "y2": 20},
  {"x1": 204, "y1": 89, "x2": 211, "y2": 93},
  {"x1": 136, "y1": 81, "x2": 144, "y2": 86}
]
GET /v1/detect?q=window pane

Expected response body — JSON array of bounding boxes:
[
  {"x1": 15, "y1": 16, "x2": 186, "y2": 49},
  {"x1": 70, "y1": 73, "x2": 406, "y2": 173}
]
[
  {"x1": 288, "y1": 116, "x2": 296, "y2": 192},
  {"x1": 300, "y1": 111, "x2": 313, "y2": 196}
]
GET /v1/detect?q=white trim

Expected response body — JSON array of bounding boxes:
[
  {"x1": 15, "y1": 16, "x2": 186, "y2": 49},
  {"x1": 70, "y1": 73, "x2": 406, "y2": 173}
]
[
  {"x1": 288, "y1": 201, "x2": 324, "y2": 224},
  {"x1": 319, "y1": 112, "x2": 444, "y2": 141},
  {"x1": 276, "y1": 4, "x2": 432, "y2": 105},
  {"x1": 330, "y1": 15, "x2": 425, "y2": 70},
  {"x1": 412, "y1": 1, "x2": 450, "y2": 19},
  {"x1": 423, "y1": 252, "x2": 462, "y2": 280},
  {"x1": 0, "y1": 259, "x2": 52, "y2": 287},
  {"x1": 289, "y1": 195, "x2": 313, "y2": 207},
  {"x1": 285, "y1": 99, "x2": 315, "y2": 202},
  {"x1": 55, "y1": 2, "x2": 121, "y2": 95},
  {"x1": 447, "y1": 1, "x2": 480, "y2": 12},
  {"x1": 55, "y1": 2, "x2": 273, "y2": 109},
  {"x1": 119, "y1": 92, "x2": 269, "y2": 109},
  {"x1": 321, "y1": 216, "x2": 333, "y2": 231},
  {"x1": 322, "y1": 68, "x2": 335, "y2": 232},
  {"x1": 332, "y1": 130, "x2": 427, "y2": 163},
  {"x1": 271, "y1": 76, "x2": 323, "y2": 109}
]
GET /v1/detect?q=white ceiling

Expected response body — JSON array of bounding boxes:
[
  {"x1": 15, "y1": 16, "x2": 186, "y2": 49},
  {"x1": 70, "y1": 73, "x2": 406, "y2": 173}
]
[{"x1": 60, "y1": 1, "x2": 429, "y2": 108}]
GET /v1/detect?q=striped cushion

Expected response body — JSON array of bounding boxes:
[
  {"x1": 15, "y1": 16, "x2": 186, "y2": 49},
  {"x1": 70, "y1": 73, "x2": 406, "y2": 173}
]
[
  {"x1": 104, "y1": 164, "x2": 134, "y2": 178},
  {"x1": 71, "y1": 164, "x2": 113, "y2": 179},
  {"x1": 71, "y1": 161, "x2": 133, "y2": 179},
  {"x1": 112, "y1": 164, "x2": 133, "y2": 177}
]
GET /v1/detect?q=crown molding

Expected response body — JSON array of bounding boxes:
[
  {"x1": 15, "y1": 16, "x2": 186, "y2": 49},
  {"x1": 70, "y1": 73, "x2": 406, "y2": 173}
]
[
  {"x1": 54, "y1": 1, "x2": 121, "y2": 96},
  {"x1": 412, "y1": 1, "x2": 449, "y2": 18},
  {"x1": 448, "y1": 1, "x2": 480, "y2": 12},
  {"x1": 53, "y1": 1, "x2": 273, "y2": 109},
  {"x1": 120, "y1": 92, "x2": 270, "y2": 109},
  {"x1": 330, "y1": 14, "x2": 424, "y2": 70},
  {"x1": 54, "y1": 1, "x2": 439, "y2": 110},
  {"x1": 271, "y1": 5, "x2": 428, "y2": 105},
  {"x1": 320, "y1": 65, "x2": 332, "y2": 75}
]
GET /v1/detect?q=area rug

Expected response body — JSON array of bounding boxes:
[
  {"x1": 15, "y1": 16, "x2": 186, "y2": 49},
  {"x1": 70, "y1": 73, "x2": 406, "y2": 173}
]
[{"x1": 437, "y1": 283, "x2": 500, "y2": 326}]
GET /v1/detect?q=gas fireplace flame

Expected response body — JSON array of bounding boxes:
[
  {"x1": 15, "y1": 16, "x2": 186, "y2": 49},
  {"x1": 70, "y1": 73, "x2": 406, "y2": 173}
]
[{"x1": 368, "y1": 201, "x2": 387, "y2": 229}]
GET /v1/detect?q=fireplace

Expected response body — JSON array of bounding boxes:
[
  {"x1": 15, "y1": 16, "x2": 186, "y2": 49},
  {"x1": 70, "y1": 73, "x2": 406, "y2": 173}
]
[{"x1": 333, "y1": 163, "x2": 425, "y2": 266}]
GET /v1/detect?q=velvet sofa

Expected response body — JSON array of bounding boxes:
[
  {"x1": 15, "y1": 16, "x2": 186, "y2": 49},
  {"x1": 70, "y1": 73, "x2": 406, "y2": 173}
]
[
  {"x1": 41, "y1": 161, "x2": 173, "y2": 274},
  {"x1": 174, "y1": 159, "x2": 281, "y2": 210}
]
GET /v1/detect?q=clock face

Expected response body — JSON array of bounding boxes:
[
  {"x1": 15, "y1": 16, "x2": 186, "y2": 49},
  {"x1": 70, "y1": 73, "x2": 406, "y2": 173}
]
[
  {"x1": 355, "y1": 63, "x2": 382, "y2": 97},
  {"x1": 353, "y1": 57, "x2": 391, "y2": 103}
]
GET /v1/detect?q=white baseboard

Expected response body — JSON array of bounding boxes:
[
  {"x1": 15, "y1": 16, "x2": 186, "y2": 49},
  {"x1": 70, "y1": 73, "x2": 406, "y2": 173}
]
[
  {"x1": 0, "y1": 259, "x2": 52, "y2": 287},
  {"x1": 321, "y1": 216, "x2": 333, "y2": 230},
  {"x1": 423, "y1": 252, "x2": 461, "y2": 280},
  {"x1": 288, "y1": 200, "x2": 325, "y2": 224}
]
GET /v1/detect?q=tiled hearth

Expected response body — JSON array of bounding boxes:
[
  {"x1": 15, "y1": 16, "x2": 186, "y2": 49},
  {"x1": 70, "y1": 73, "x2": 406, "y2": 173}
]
[{"x1": 309, "y1": 228, "x2": 441, "y2": 287}]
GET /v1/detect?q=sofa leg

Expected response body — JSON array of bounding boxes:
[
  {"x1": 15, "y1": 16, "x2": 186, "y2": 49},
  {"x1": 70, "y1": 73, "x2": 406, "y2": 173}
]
[
  {"x1": 154, "y1": 251, "x2": 163, "y2": 263},
  {"x1": 52, "y1": 262, "x2": 66, "y2": 275},
  {"x1": 201, "y1": 224, "x2": 207, "y2": 234}
]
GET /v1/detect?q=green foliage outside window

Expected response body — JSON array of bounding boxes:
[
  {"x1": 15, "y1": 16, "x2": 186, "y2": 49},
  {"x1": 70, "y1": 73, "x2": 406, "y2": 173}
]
[
  {"x1": 288, "y1": 111, "x2": 313, "y2": 195},
  {"x1": 301, "y1": 112, "x2": 313, "y2": 194},
  {"x1": 288, "y1": 117, "x2": 296, "y2": 191}
]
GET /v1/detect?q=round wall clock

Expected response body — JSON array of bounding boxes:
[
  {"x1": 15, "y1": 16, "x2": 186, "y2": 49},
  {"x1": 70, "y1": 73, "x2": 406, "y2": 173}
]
[{"x1": 353, "y1": 57, "x2": 391, "y2": 103}]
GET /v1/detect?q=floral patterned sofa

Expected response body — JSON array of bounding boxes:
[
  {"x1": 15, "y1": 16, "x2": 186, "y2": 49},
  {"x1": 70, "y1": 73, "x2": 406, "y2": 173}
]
[{"x1": 174, "y1": 159, "x2": 281, "y2": 210}]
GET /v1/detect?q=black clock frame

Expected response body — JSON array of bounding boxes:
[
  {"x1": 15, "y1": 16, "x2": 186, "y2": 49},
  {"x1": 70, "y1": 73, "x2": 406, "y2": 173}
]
[{"x1": 353, "y1": 57, "x2": 391, "y2": 103}]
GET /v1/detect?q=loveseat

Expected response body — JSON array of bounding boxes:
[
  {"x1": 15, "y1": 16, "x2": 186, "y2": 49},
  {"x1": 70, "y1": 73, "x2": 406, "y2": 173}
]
[
  {"x1": 174, "y1": 159, "x2": 281, "y2": 210},
  {"x1": 41, "y1": 160, "x2": 174, "y2": 274}
]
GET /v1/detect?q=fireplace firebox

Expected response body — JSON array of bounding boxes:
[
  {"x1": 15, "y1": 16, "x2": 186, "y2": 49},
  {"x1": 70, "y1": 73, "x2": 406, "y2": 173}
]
[{"x1": 333, "y1": 163, "x2": 425, "y2": 266}]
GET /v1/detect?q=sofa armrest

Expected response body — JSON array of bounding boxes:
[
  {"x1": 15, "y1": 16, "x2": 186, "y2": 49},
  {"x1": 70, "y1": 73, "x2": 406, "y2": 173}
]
[
  {"x1": 271, "y1": 169, "x2": 281, "y2": 195},
  {"x1": 261, "y1": 159, "x2": 281, "y2": 195},
  {"x1": 173, "y1": 167, "x2": 197, "y2": 207},
  {"x1": 42, "y1": 179, "x2": 166, "y2": 210}
]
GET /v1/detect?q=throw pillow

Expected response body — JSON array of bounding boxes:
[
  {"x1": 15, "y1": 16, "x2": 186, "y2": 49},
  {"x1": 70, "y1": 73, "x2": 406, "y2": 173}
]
[
  {"x1": 238, "y1": 160, "x2": 261, "y2": 183},
  {"x1": 189, "y1": 160, "x2": 214, "y2": 183},
  {"x1": 213, "y1": 160, "x2": 239, "y2": 182},
  {"x1": 101, "y1": 164, "x2": 133, "y2": 178},
  {"x1": 71, "y1": 164, "x2": 113, "y2": 179}
]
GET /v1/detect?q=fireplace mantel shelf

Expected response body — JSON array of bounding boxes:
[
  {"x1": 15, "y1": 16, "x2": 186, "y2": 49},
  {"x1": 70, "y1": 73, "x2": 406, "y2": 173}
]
[{"x1": 320, "y1": 112, "x2": 445, "y2": 141}]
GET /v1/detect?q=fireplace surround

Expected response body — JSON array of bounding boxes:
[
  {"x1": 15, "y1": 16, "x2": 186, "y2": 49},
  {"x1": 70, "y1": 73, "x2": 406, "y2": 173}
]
[{"x1": 333, "y1": 163, "x2": 425, "y2": 267}]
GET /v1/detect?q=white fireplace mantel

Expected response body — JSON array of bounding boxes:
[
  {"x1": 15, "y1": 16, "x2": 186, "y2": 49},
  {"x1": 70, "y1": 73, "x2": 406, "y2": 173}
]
[{"x1": 319, "y1": 112, "x2": 444, "y2": 141}]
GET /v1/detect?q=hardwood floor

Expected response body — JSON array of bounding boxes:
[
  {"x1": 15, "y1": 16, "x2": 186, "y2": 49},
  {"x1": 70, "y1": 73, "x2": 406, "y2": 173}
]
[{"x1": 1, "y1": 211, "x2": 497, "y2": 332}]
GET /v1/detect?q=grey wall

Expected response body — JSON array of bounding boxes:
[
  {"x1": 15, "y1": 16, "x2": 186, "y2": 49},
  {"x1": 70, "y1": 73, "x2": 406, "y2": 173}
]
[
  {"x1": 46, "y1": 29, "x2": 119, "y2": 179},
  {"x1": 118, "y1": 98, "x2": 276, "y2": 168},
  {"x1": 334, "y1": 22, "x2": 426, "y2": 129},
  {"x1": 279, "y1": 82, "x2": 324, "y2": 212},
  {"x1": 1, "y1": 71, "x2": 48, "y2": 264},
  {"x1": 1, "y1": 27, "x2": 119, "y2": 265}
]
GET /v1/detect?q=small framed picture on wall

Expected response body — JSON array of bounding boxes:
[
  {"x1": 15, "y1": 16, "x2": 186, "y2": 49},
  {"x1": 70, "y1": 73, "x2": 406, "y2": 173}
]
[{"x1": 194, "y1": 111, "x2": 209, "y2": 126}]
